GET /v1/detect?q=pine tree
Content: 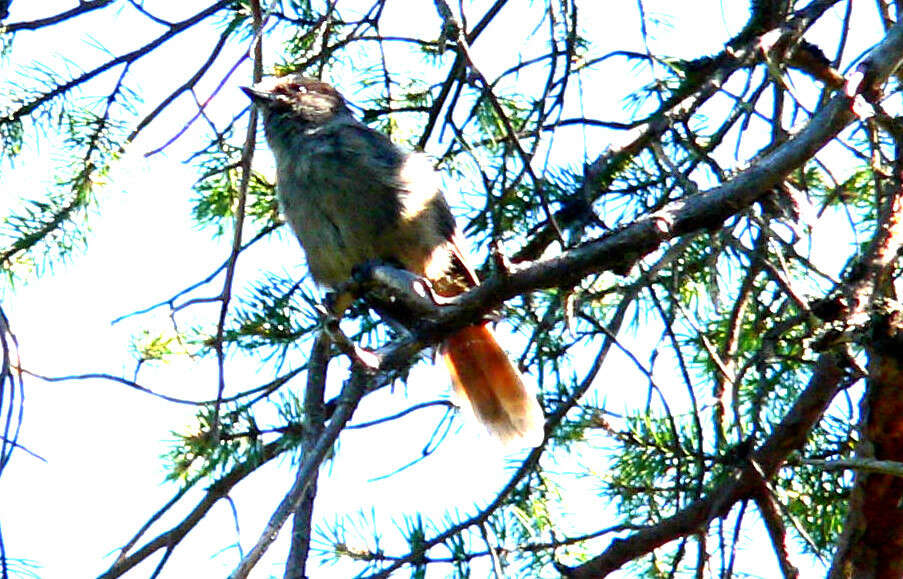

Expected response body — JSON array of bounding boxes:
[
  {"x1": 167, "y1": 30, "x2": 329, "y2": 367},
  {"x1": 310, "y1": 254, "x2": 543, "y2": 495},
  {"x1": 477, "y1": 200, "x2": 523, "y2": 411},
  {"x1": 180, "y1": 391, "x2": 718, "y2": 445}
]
[{"x1": 2, "y1": 1, "x2": 903, "y2": 577}]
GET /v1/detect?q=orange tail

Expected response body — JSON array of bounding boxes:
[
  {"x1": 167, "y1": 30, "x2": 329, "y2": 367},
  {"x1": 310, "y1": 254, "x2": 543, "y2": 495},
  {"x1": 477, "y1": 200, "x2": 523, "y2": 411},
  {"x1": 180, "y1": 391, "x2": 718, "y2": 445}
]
[{"x1": 440, "y1": 324, "x2": 544, "y2": 447}]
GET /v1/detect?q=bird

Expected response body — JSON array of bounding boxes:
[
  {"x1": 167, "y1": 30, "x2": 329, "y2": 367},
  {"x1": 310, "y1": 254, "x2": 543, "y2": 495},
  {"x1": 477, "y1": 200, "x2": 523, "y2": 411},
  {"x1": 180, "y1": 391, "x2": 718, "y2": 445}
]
[{"x1": 242, "y1": 74, "x2": 544, "y2": 447}]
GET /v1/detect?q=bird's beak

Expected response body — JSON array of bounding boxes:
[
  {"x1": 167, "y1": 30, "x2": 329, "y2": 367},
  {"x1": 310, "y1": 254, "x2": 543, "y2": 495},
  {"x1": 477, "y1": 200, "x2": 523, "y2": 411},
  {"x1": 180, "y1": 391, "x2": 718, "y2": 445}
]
[{"x1": 241, "y1": 85, "x2": 272, "y2": 103}]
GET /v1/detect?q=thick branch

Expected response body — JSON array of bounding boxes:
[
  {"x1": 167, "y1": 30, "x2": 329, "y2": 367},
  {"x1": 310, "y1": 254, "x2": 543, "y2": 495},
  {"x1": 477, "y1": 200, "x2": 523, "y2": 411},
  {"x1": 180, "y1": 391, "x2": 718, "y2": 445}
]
[
  {"x1": 828, "y1": 186, "x2": 903, "y2": 576},
  {"x1": 400, "y1": 20, "x2": 903, "y2": 342},
  {"x1": 557, "y1": 23, "x2": 903, "y2": 576},
  {"x1": 358, "y1": 78, "x2": 862, "y2": 357}
]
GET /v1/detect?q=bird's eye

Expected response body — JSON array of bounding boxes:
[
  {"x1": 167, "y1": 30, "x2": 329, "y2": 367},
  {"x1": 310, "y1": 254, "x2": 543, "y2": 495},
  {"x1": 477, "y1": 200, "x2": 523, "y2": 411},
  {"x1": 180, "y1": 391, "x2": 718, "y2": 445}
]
[{"x1": 277, "y1": 83, "x2": 307, "y2": 96}]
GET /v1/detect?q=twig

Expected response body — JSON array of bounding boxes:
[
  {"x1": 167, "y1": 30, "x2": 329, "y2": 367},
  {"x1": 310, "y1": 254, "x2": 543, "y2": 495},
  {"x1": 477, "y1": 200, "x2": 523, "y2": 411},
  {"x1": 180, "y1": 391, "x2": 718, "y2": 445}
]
[
  {"x1": 346, "y1": 400, "x2": 454, "y2": 429},
  {"x1": 432, "y1": 0, "x2": 565, "y2": 244},
  {"x1": 21, "y1": 370, "x2": 206, "y2": 406},
  {"x1": 480, "y1": 522, "x2": 503, "y2": 579},
  {"x1": 754, "y1": 486, "x2": 800, "y2": 579},
  {"x1": 796, "y1": 457, "x2": 903, "y2": 477},
  {"x1": 21, "y1": 367, "x2": 303, "y2": 407},
  {"x1": 99, "y1": 435, "x2": 293, "y2": 578},
  {"x1": 141, "y1": 29, "x2": 238, "y2": 157},
  {"x1": 5, "y1": 1, "x2": 232, "y2": 124},
  {"x1": 3, "y1": 0, "x2": 114, "y2": 32},
  {"x1": 210, "y1": 0, "x2": 266, "y2": 443},
  {"x1": 110, "y1": 223, "x2": 279, "y2": 325}
]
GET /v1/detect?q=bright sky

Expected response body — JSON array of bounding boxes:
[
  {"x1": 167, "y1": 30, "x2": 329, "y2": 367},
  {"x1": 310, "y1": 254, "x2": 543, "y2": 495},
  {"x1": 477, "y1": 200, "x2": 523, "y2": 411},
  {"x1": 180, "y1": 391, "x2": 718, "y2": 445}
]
[{"x1": 0, "y1": 1, "x2": 881, "y2": 577}]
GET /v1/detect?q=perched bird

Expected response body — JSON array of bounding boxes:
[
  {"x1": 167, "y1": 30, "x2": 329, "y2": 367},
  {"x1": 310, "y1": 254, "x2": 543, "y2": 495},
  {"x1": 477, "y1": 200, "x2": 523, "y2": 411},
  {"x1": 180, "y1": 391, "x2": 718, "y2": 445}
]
[{"x1": 243, "y1": 75, "x2": 544, "y2": 447}]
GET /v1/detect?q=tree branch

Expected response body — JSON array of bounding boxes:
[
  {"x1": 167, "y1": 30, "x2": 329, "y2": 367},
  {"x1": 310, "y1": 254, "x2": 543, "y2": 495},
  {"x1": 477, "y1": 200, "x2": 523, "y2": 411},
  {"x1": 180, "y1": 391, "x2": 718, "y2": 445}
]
[
  {"x1": 563, "y1": 349, "x2": 849, "y2": 578},
  {"x1": 4, "y1": 1, "x2": 232, "y2": 123},
  {"x1": 284, "y1": 332, "x2": 331, "y2": 579},
  {"x1": 228, "y1": 363, "x2": 369, "y2": 578},
  {"x1": 98, "y1": 436, "x2": 293, "y2": 579},
  {"x1": 399, "y1": 19, "x2": 903, "y2": 342},
  {"x1": 2, "y1": 0, "x2": 114, "y2": 32}
]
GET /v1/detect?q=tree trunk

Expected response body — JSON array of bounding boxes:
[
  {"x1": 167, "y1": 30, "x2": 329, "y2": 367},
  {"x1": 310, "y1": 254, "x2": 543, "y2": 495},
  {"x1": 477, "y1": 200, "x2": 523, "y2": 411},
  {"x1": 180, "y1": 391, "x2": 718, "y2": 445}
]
[{"x1": 829, "y1": 297, "x2": 903, "y2": 575}]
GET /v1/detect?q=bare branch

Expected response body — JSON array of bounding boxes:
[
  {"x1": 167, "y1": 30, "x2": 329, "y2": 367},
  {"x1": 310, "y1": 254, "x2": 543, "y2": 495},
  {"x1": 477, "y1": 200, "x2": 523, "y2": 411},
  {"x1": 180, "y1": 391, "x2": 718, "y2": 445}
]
[
  {"x1": 285, "y1": 332, "x2": 331, "y2": 579},
  {"x1": 5, "y1": 1, "x2": 232, "y2": 124},
  {"x1": 2, "y1": 0, "x2": 114, "y2": 32}
]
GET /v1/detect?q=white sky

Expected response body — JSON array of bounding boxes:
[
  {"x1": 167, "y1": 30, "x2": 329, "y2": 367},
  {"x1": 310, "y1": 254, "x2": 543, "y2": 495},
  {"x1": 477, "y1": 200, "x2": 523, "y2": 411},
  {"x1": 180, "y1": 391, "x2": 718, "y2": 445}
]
[{"x1": 0, "y1": 1, "x2": 882, "y2": 577}]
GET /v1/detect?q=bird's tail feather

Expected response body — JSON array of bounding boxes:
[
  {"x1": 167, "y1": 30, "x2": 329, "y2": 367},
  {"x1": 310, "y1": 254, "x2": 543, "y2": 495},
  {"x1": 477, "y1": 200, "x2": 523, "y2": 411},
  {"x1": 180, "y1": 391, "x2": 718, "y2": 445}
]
[{"x1": 441, "y1": 324, "x2": 544, "y2": 447}]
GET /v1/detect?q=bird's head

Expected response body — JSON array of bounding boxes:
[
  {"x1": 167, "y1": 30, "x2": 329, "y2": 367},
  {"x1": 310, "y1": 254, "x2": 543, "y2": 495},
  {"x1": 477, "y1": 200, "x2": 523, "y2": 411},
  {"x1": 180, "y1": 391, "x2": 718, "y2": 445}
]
[{"x1": 242, "y1": 74, "x2": 350, "y2": 126}]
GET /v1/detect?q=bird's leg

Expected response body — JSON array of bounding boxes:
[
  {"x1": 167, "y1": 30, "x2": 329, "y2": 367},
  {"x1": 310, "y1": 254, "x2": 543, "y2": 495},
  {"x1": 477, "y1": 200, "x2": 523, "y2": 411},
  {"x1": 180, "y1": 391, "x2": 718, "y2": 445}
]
[{"x1": 318, "y1": 291, "x2": 381, "y2": 370}]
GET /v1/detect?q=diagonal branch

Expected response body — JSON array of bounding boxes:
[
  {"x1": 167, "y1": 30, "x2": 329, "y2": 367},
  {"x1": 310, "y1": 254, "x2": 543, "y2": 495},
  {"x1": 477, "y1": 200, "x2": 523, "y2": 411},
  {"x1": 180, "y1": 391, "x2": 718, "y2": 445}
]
[
  {"x1": 563, "y1": 349, "x2": 849, "y2": 578},
  {"x1": 754, "y1": 487, "x2": 800, "y2": 579},
  {"x1": 228, "y1": 361, "x2": 369, "y2": 578},
  {"x1": 401, "y1": 19, "x2": 903, "y2": 342},
  {"x1": 97, "y1": 436, "x2": 294, "y2": 579}
]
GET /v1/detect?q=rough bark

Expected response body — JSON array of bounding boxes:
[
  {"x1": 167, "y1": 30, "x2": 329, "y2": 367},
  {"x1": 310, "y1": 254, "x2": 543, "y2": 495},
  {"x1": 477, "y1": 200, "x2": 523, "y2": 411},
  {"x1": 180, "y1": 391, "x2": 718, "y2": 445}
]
[
  {"x1": 828, "y1": 184, "x2": 903, "y2": 577},
  {"x1": 829, "y1": 323, "x2": 903, "y2": 578}
]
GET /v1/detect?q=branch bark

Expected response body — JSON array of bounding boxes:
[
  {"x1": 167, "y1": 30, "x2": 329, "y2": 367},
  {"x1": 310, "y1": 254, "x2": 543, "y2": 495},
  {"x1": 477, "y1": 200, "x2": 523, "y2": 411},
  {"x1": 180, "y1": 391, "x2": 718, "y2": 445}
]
[
  {"x1": 555, "y1": 22, "x2": 903, "y2": 577},
  {"x1": 827, "y1": 179, "x2": 903, "y2": 576},
  {"x1": 228, "y1": 360, "x2": 368, "y2": 579},
  {"x1": 98, "y1": 436, "x2": 293, "y2": 579},
  {"x1": 284, "y1": 333, "x2": 331, "y2": 579},
  {"x1": 563, "y1": 350, "x2": 848, "y2": 578},
  {"x1": 378, "y1": 20, "x2": 903, "y2": 346}
]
